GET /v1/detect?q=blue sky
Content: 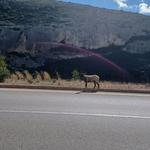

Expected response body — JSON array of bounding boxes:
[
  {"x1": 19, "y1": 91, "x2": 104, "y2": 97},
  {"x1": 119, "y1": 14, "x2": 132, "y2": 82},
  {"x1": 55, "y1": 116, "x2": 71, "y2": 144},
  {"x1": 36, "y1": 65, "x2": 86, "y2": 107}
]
[{"x1": 61, "y1": 0, "x2": 150, "y2": 15}]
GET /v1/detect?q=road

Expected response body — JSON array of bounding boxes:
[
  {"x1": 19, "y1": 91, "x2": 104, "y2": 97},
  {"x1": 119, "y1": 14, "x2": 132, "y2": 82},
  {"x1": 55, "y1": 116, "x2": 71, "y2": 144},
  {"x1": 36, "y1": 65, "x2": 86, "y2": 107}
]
[{"x1": 0, "y1": 89, "x2": 150, "y2": 150}]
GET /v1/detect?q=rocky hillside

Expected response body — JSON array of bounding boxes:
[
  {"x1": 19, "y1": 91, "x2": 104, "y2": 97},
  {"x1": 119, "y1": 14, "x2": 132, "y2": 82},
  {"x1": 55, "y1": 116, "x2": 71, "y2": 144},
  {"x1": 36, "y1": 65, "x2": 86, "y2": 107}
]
[{"x1": 0, "y1": 0, "x2": 150, "y2": 81}]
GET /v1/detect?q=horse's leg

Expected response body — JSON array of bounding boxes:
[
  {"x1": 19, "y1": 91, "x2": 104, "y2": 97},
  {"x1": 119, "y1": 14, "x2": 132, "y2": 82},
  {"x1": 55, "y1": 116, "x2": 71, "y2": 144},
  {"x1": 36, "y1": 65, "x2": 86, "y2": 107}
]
[
  {"x1": 94, "y1": 81, "x2": 96, "y2": 88},
  {"x1": 97, "y1": 82, "x2": 100, "y2": 88},
  {"x1": 85, "y1": 81, "x2": 87, "y2": 88}
]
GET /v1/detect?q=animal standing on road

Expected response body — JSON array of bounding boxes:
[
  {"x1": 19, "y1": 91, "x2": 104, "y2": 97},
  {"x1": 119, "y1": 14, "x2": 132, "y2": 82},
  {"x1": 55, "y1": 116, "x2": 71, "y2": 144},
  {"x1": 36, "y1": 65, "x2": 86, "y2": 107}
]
[{"x1": 83, "y1": 74, "x2": 100, "y2": 88}]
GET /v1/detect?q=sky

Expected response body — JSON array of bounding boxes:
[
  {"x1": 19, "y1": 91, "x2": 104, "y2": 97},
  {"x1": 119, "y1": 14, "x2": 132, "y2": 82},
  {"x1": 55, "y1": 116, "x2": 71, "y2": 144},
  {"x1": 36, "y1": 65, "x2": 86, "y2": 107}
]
[{"x1": 61, "y1": 0, "x2": 150, "y2": 15}]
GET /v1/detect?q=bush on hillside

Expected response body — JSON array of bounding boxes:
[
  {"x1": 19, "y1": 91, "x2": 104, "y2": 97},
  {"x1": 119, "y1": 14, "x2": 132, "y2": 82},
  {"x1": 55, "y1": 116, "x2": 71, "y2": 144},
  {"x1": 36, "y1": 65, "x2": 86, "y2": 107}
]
[
  {"x1": 41, "y1": 71, "x2": 51, "y2": 82},
  {"x1": 0, "y1": 55, "x2": 10, "y2": 82},
  {"x1": 71, "y1": 69, "x2": 80, "y2": 80},
  {"x1": 56, "y1": 71, "x2": 61, "y2": 80},
  {"x1": 34, "y1": 71, "x2": 42, "y2": 82},
  {"x1": 23, "y1": 70, "x2": 33, "y2": 83},
  {"x1": 9, "y1": 73, "x2": 18, "y2": 82},
  {"x1": 15, "y1": 71, "x2": 25, "y2": 80}
]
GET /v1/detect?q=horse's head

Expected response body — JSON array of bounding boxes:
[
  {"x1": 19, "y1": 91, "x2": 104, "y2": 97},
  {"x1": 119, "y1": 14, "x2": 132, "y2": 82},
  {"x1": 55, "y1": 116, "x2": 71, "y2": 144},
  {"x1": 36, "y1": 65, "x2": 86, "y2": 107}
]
[{"x1": 80, "y1": 72, "x2": 87, "y2": 80}]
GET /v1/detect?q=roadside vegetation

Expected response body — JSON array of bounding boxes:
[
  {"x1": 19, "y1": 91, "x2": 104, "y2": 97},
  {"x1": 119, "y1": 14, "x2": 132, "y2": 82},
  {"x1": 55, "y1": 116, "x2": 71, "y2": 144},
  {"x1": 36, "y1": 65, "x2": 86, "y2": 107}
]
[
  {"x1": 0, "y1": 60, "x2": 149, "y2": 92},
  {"x1": 3, "y1": 75, "x2": 150, "y2": 92},
  {"x1": 56, "y1": 71, "x2": 61, "y2": 80},
  {"x1": 72, "y1": 69, "x2": 80, "y2": 80},
  {"x1": 8, "y1": 70, "x2": 52, "y2": 84},
  {"x1": 0, "y1": 55, "x2": 10, "y2": 82}
]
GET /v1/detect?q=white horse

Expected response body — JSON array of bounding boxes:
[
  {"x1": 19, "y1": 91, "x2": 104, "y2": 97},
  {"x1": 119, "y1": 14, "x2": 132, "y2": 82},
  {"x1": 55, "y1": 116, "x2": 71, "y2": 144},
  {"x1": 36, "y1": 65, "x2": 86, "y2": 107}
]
[{"x1": 83, "y1": 74, "x2": 100, "y2": 88}]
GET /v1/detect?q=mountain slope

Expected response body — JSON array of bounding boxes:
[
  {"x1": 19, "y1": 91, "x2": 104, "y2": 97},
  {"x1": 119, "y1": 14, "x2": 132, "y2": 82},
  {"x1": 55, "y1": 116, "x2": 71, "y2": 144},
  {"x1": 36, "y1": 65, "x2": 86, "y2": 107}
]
[{"x1": 0, "y1": 0, "x2": 150, "y2": 81}]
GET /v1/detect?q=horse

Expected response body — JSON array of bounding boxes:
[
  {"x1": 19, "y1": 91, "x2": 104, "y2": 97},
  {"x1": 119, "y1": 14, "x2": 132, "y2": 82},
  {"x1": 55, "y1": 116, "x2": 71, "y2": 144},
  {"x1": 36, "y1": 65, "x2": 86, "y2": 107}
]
[{"x1": 83, "y1": 74, "x2": 100, "y2": 88}]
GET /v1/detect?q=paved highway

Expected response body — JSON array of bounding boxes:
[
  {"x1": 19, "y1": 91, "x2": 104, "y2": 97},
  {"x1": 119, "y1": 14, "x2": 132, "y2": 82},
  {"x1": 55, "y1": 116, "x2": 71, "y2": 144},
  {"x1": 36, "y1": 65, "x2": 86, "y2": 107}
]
[{"x1": 0, "y1": 88, "x2": 150, "y2": 150}]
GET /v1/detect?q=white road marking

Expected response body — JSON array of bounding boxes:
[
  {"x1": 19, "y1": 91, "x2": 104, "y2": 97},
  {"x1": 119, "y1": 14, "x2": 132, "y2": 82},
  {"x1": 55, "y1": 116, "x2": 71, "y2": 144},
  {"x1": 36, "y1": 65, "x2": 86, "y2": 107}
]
[
  {"x1": 95, "y1": 92, "x2": 150, "y2": 97},
  {"x1": 0, "y1": 88, "x2": 150, "y2": 97},
  {"x1": 0, "y1": 88, "x2": 76, "y2": 94},
  {"x1": 0, "y1": 110, "x2": 150, "y2": 119}
]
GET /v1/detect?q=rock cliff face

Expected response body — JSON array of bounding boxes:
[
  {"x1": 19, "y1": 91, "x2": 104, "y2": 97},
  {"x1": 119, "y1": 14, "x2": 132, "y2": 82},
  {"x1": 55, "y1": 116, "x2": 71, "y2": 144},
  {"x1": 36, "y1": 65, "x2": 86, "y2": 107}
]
[{"x1": 0, "y1": 0, "x2": 150, "y2": 81}]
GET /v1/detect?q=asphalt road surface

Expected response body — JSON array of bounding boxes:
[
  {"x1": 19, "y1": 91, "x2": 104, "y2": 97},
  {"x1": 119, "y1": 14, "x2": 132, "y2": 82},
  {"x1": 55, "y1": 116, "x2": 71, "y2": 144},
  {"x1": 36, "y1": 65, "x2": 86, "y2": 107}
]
[{"x1": 0, "y1": 89, "x2": 150, "y2": 150}]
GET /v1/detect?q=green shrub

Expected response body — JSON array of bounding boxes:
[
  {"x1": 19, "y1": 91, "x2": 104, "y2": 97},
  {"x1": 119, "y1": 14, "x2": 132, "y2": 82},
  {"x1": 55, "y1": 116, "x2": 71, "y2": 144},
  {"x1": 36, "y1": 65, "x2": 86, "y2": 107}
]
[
  {"x1": 56, "y1": 71, "x2": 61, "y2": 80},
  {"x1": 72, "y1": 69, "x2": 80, "y2": 80},
  {"x1": 0, "y1": 55, "x2": 10, "y2": 82}
]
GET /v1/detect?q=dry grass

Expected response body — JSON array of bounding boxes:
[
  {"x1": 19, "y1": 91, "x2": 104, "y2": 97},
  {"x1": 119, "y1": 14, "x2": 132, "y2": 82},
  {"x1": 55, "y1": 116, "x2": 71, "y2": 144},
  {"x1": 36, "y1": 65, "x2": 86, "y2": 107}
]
[
  {"x1": 8, "y1": 74, "x2": 18, "y2": 83},
  {"x1": 3, "y1": 78, "x2": 150, "y2": 92},
  {"x1": 23, "y1": 70, "x2": 33, "y2": 83},
  {"x1": 34, "y1": 71, "x2": 42, "y2": 83},
  {"x1": 15, "y1": 71, "x2": 25, "y2": 80},
  {"x1": 41, "y1": 71, "x2": 51, "y2": 82}
]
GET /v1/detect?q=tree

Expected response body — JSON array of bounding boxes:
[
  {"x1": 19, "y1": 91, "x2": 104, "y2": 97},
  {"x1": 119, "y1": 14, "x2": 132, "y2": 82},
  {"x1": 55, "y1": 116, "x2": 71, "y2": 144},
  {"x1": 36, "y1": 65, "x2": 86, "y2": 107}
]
[
  {"x1": 0, "y1": 55, "x2": 10, "y2": 82},
  {"x1": 72, "y1": 69, "x2": 80, "y2": 80}
]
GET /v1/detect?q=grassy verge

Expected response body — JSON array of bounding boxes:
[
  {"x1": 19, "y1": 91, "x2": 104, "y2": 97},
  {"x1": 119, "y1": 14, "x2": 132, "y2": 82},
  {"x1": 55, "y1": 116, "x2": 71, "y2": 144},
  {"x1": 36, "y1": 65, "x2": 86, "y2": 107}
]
[{"x1": 1, "y1": 78, "x2": 150, "y2": 93}]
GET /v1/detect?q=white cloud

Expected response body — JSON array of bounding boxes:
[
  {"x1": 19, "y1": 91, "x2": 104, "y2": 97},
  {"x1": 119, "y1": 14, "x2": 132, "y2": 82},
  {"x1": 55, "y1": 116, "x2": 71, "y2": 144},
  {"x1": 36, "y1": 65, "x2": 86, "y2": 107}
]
[
  {"x1": 139, "y1": 1, "x2": 150, "y2": 14},
  {"x1": 113, "y1": 0, "x2": 128, "y2": 8}
]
